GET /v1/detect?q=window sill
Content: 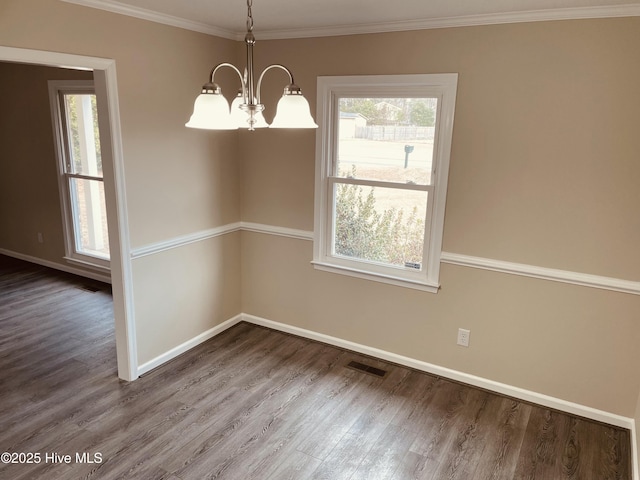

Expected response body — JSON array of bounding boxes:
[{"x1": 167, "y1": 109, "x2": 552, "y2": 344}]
[
  {"x1": 64, "y1": 256, "x2": 111, "y2": 274},
  {"x1": 311, "y1": 261, "x2": 440, "y2": 293}
]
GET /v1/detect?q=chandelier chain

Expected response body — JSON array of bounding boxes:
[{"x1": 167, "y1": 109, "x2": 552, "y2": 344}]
[
  {"x1": 185, "y1": 0, "x2": 316, "y2": 130},
  {"x1": 246, "y1": 0, "x2": 254, "y2": 32}
]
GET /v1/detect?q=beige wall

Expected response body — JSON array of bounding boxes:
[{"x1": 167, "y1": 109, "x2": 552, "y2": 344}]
[
  {"x1": 1, "y1": 0, "x2": 241, "y2": 246},
  {"x1": 243, "y1": 20, "x2": 640, "y2": 279},
  {"x1": 132, "y1": 233, "x2": 241, "y2": 363},
  {"x1": 242, "y1": 233, "x2": 639, "y2": 415},
  {"x1": 0, "y1": 0, "x2": 242, "y2": 364},
  {"x1": 2, "y1": 0, "x2": 638, "y2": 420},
  {"x1": 241, "y1": 19, "x2": 640, "y2": 417},
  {"x1": 0, "y1": 63, "x2": 93, "y2": 269}
]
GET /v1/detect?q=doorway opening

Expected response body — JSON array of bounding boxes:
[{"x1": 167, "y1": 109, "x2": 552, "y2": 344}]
[{"x1": 0, "y1": 47, "x2": 137, "y2": 381}]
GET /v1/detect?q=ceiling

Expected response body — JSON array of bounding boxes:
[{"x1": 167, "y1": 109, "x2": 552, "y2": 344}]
[{"x1": 62, "y1": 0, "x2": 640, "y2": 39}]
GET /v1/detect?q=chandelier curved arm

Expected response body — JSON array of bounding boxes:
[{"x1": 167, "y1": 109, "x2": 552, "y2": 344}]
[
  {"x1": 186, "y1": 0, "x2": 316, "y2": 131},
  {"x1": 255, "y1": 64, "x2": 295, "y2": 104},
  {"x1": 209, "y1": 62, "x2": 247, "y2": 102}
]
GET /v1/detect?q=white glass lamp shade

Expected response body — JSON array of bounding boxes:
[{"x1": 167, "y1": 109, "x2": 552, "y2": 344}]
[
  {"x1": 270, "y1": 93, "x2": 318, "y2": 129},
  {"x1": 231, "y1": 95, "x2": 269, "y2": 129},
  {"x1": 185, "y1": 92, "x2": 237, "y2": 130}
]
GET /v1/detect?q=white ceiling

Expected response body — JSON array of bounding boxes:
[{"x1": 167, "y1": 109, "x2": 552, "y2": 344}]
[{"x1": 62, "y1": 0, "x2": 640, "y2": 39}]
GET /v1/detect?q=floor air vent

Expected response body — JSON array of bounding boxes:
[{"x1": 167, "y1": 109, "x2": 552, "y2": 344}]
[{"x1": 346, "y1": 360, "x2": 387, "y2": 378}]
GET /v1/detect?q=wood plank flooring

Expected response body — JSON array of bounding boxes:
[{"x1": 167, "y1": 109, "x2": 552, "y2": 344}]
[{"x1": 0, "y1": 255, "x2": 631, "y2": 479}]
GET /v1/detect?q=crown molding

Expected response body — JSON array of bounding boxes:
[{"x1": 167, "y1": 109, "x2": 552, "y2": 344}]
[
  {"x1": 61, "y1": 1, "x2": 640, "y2": 40},
  {"x1": 60, "y1": 0, "x2": 239, "y2": 40},
  {"x1": 258, "y1": 4, "x2": 640, "y2": 39}
]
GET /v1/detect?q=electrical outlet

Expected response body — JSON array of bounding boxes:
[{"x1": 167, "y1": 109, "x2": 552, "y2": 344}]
[
  {"x1": 457, "y1": 328, "x2": 470, "y2": 347},
  {"x1": 37, "y1": 232, "x2": 44, "y2": 244}
]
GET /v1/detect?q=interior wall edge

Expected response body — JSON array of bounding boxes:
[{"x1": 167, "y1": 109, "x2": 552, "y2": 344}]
[
  {"x1": 633, "y1": 424, "x2": 639, "y2": 480},
  {"x1": 1, "y1": 44, "x2": 140, "y2": 383},
  {"x1": 137, "y1": 314, "x2": 244, "y2": 376}
]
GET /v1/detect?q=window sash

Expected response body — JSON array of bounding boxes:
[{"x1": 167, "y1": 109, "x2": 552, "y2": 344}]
[
  {"x1": 329, "y1": 176, "x2": 432, "y2": 192},
  {"x1": 325, "y1": 180, "x2": 434, "y2": 279},
  {"x1": 313, "y1": 74, "x2": 457, "y2": 292},
  {"x1": 67, "y1": 177, "x2": 109, "y2": 260},
  {"x1": 49, "y1": 80, "x2": 110, "y2": 270},
  {"x1": 59, "y1": 92, "x2": 103, "y2": 178},
  {"x1": 327, "y1": 176, "x2": 434, "y2": 274},
  {"x1": 65, "y1": 172, "x2": 104, "y2": 182}
]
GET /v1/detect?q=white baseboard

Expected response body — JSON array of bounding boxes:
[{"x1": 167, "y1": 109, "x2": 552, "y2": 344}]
[
  {"x1": 0, "y1": 248, "x2": 111, "y2": 284},
  {"x1": 241, "y1": 313, "x2": 635, "y2": 431},
  {"x1": 131, "y1": 310, "x2": 638, "y2": 479},
  {"x1": 243, "y1": 313, "x2": 638, "y2": 480},
  {"x1": 136, "y1": 314, "x2": 243, "y2": 376}
]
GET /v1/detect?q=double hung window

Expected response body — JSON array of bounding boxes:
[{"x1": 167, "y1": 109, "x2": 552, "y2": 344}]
[
  {"x1": 313, "y1": 74, "x2": 457, "y2": 292},
  {"x1": 49, "y1": 80, "x2": 110, "y2": 270}
]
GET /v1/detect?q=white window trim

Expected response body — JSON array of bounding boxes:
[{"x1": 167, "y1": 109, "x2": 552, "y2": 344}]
[
  {"x1": 312, "y1": 74, "x2": 458, "y2": 292},
  {"x1": 48, "y1": 79, "x2": 110, "y2": 272}
]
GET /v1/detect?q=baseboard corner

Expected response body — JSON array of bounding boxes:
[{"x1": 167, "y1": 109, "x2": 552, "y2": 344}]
[
  {"x1": 240, "y1": 312, "x2": 634, "y2": 431},
  {"x1": 137, "y1": 314, "x2": 243, "y2": 376}
]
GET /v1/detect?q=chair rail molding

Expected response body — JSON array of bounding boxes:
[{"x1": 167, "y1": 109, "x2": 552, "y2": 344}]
[
  {"x1": 129, "y1": 221, "x2": 640, "y2": 296},
  {"x1": 440, "y1": 252, "x2": 640, "y2": 296}
]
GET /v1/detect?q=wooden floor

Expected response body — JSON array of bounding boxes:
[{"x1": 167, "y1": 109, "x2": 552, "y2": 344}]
[{"x1": 0, "y1": 255, "x2": 631, "y2": 480}]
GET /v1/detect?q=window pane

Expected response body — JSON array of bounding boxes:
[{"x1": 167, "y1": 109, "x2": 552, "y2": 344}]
[
  {"x1": 69, "y1": 178, "x2": 110, "y2": 259},
  {"x1": 337, "y1": 98, "x2": 437, "y2": 185},
  {"x1": 64, "y1": 94, "x2": 102, "y2": 177},
  {"x1": 333, "y1": 183, "x2": 427, "y2": 269}
]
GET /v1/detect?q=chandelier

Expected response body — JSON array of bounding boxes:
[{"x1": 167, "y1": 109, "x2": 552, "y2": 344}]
[{"x1": 186, "y1": 0, "x2": 318, "y2": 131}]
